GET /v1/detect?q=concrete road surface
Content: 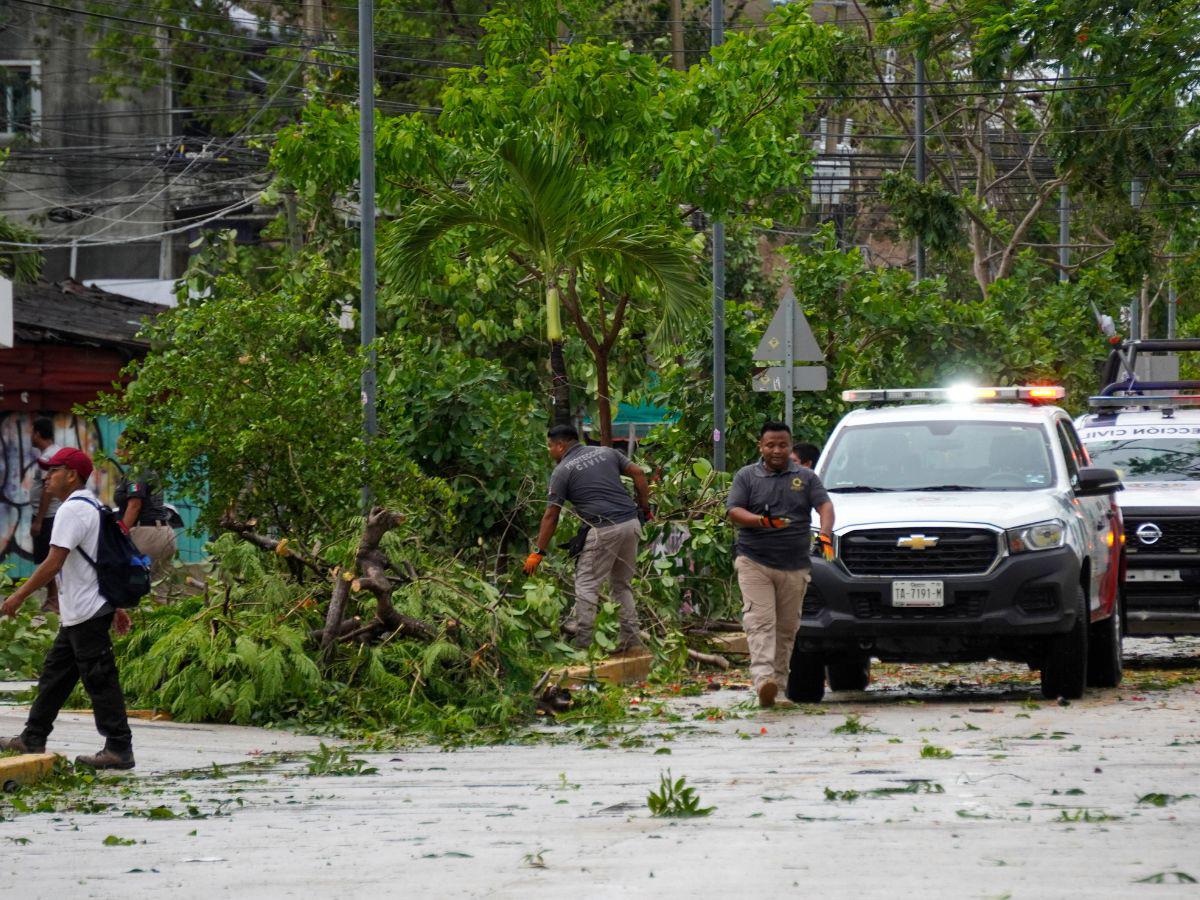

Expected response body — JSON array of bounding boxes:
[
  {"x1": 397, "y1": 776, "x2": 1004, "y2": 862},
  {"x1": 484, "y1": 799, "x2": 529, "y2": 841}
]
[{"x1": 2, "y1": 638, "x2": 1199, "y2": 898}]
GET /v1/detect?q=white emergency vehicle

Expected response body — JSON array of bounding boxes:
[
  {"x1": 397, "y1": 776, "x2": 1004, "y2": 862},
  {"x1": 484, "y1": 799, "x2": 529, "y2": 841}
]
[
  {"x1": 1075, "y1": 339, "x2": 1200, "y2": 637},
  {"x1": 798, "y1": 385, "x2": 1124, "y2": 702}
]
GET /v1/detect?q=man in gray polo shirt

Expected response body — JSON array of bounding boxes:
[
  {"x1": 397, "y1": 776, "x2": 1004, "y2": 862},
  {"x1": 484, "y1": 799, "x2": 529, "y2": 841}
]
[
  {"x1": 525, "y1": 425, "x2": 652, "y2": 651},
  {"x1": 727, "y1": 420, "x2": 835, "y2": 707}
]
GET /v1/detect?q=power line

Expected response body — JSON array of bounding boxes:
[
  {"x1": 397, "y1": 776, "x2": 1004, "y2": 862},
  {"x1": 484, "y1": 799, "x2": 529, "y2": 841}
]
[
  {"x1": 12, "y1": 0, "x2": 473, "y2": 71},
  {"x1": 0, "y1": 193, "x2": 261, "y2": 251}
]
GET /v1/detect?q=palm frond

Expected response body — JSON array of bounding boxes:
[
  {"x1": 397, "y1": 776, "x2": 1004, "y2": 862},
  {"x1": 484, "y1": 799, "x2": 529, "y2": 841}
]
[
  {"x1": 380, "y1": 128, "x2": 706, "y2": 341},
  {"x1": 571, "y1": 222, "x2": 707, "y2": 343},
  {"x1": 381, "y1": 192, "x2": 498, "y2": 291}
]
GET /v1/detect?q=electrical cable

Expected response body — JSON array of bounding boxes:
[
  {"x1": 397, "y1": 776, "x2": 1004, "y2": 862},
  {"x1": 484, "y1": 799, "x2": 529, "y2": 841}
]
[{"x1": 0, "y1": 193, "x2": 261, "y2": 250}]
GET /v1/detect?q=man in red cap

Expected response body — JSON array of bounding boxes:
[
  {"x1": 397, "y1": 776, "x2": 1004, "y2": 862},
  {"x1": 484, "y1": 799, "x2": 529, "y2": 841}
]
[{"x1": 1, "y1": 447, "x2": 135, "y2": 769}]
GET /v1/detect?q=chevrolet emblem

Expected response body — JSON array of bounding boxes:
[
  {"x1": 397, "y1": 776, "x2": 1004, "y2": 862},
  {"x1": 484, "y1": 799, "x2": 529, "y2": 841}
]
[{"x1": 897, "y1": 534, "x2": 938, "y2": 550}]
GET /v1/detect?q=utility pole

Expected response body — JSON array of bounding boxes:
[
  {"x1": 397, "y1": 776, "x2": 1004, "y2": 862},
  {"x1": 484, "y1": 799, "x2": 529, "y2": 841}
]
[
  {"x1": 711, "y1": 0, "x2": 725, "y2": 471},
  {"x1": 1058, "y1": 66, "x2": 1070, "y2": 284},
  {"x1": 1130, "y1": 177, "x2": 1143, "y2": 340},
  {"x1": 784, "y1": 282, "x2": 795, "y2": 432},
  {"x1": 914, "y1": 52, "x2": 926, "y2": 280},
  {"x1": 359, "y1": 0, "x2": 377, "y2": 464},
  {"x1": 670, "y1": 0, "x2": 686, "y2": 71},
  {"x1": 1058, "y1": 187, "x2": 1070, "y2": 283}
]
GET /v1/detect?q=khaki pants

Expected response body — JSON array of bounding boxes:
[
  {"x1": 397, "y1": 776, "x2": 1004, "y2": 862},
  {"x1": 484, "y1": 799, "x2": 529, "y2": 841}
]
[
  {"x1": 130, "y1": 524, "x2": 177, "y2": 582},
  {"x1": 572, "y1": 518, "x2": 642, "y2": 647},
  {"x1": 735, "y1": 556, "x2": 810, "y2": 689}
]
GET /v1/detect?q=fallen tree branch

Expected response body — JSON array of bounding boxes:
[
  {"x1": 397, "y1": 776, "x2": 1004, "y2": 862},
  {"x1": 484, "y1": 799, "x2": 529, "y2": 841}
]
[
  {"x1": 355, "y1": 507, "x2": 435, "y2": 642},
  {"x1": 635, "y1": 628, "x2": 730, "y2": 670},
  {"x1": 221, "y1": 518, "x2": 329, "y2": 578},
  {"x1": 687, "y1": 648, "x2": 730, "y2": 669}
]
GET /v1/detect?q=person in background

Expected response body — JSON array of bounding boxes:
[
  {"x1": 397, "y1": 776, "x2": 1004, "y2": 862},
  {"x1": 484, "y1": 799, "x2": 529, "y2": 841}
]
[
  {"x1": 791, "y1": 441, "x2": 821, "y2": 470},
  {"x1": 114, "y1": 432, "x2": 177, "y2": 588},
  {"x1": 728, "y1": 422, "x2": 835, "y2": 708},
  {"x1": 525, "y1": 425, "x2": 653, "y2": 652},
  {"x1": 29, "y1": 418, "x2": 62, "y2": 614}
]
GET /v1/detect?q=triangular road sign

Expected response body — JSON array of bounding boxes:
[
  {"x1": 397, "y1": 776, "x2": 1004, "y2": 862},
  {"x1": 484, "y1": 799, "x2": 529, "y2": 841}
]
[{"x1": 754, "y1": 288, "x2": 823, "y2": 362}]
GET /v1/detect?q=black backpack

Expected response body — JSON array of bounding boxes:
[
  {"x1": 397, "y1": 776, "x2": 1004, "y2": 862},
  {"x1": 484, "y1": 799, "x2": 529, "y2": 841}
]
[{"x1": 68, "y1": 497, "x2": 152, "y2": 608}]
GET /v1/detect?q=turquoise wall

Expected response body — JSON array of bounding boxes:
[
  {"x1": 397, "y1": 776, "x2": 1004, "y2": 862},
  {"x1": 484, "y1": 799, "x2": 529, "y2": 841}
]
[{"x1": 1, "y1": 414, "x2": 207, "y2": 579}]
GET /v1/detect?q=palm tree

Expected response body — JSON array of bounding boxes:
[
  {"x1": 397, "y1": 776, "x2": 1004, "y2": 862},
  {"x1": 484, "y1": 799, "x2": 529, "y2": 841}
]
[{"x1": 381, "y1": 131, "x2": 704, "y2": 442}]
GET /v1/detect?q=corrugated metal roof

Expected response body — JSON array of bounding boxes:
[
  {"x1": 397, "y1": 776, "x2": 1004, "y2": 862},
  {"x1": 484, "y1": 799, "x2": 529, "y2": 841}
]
[{"x1": 12, "y1": 279, "x2": 164, "y2": 350}]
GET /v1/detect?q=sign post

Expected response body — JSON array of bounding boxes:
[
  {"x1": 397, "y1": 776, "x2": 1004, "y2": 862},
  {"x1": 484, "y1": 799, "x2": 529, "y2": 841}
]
[
  {"x1": 754, "y1": 288, "x2": 826, "y2": 430},
  {"x1": 0, "y1": 277, "x2": 12, "y2": 349}
]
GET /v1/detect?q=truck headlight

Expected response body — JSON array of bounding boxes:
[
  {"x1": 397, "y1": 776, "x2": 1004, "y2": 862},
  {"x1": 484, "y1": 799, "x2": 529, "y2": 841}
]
[{"x1": 1006, "y1": 520, "x2": 1065, "y2": 554}]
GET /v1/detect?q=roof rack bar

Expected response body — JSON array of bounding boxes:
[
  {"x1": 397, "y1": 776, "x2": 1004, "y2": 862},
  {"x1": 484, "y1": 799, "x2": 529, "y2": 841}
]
[
  {"x1": 1100, "y1": 379, "x2": 1200, "y2": 396},
  {"x1": 1089, "y1": 394, "x2": 1200, "y2": 409},
  {"x1": 1121, "y1": 339, "x2": 1200, "y2": 352}
]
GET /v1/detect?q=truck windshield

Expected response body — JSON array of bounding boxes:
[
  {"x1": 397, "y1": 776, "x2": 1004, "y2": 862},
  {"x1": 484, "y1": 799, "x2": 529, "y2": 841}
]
[
  {"x1": 821, "y1": 421, "x2": 1055, "y2": 492},
  {"x1": 1083, "y1": 439, "x2": 1200, "y2": 482}
]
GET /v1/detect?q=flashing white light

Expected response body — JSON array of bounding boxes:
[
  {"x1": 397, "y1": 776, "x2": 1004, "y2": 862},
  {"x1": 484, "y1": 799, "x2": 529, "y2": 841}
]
[
  {"x1": 842, "y1": 386, "x2": 1065, "y2": 404},
  {"x1": 946, "y1": 382, "x2": 979, "y2": 404}
]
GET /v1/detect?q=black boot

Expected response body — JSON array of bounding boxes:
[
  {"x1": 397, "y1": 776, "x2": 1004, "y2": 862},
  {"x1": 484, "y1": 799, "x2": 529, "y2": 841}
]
[
  {"x1": 0, "y1": 735, "x2": 45, "y2": 754},
  {"x1": 75, "y1": 747, "x2": 135, "y2": 770}
]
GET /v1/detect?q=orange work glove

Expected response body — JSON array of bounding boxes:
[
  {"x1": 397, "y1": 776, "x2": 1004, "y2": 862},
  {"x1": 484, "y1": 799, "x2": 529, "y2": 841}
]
[
  {"x1": 759, "y1": 515, "x2": 790, "y2": 529},
  {"x1": 817, "y1": 533, "x2": 834, "y2": 560},
  {"x1": 523, "y1": 550, "x2": 545, "y2": 575}
]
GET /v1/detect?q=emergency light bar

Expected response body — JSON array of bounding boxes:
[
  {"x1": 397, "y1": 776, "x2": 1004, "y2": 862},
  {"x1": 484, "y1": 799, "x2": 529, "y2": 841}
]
[
  {"x1": 1089, "y1": 394, "x2": 1200, "y2": 410},
  {"x1": 842, "y1": 385, "x2": 1066, "y2": 404}
]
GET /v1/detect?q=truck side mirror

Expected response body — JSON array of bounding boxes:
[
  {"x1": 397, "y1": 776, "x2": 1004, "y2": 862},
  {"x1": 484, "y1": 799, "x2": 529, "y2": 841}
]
[{"x1": 1075, "y1": 466, "x2": 1123, "y2": 496}]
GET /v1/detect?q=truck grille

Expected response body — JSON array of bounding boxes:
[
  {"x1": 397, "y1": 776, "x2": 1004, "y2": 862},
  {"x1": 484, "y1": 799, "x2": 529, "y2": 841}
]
[
  {"x1": 841, "y1": 528, "x2": 999, "y2": 576},
  {"x1": 1125, "y1": 517, "x2": 1200, "y2": 554}
]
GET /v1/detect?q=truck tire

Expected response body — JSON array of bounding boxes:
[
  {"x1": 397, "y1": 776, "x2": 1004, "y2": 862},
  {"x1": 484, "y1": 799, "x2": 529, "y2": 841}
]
[
  {"x1": 1086, "y1": 599, "x2": 1123, "y2": 688},
  {"x1": 1040, "y1": 585, "x2": 1089, "y2": 700},
  {"x1": 827, "y1": 656, "x2": 871, "y2": 692},
  {"x1": 786, "y1": 642, "x2": 826, "y2": 703}
]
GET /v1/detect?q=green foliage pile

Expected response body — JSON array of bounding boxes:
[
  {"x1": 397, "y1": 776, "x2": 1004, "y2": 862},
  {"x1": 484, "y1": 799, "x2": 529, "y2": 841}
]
[
  {"x1": 0, "y1": 608, "x2": 56, "y2": 681},
  {"x1": 113, "y1": 534, "x2": 568, "y2": 739}
]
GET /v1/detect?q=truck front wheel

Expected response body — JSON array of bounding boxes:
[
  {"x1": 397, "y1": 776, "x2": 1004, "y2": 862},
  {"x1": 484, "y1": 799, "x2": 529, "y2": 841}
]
[
  {"x1": 827, "y1": 656, "x2": 871, "y2": 692},
  {"x1": 786, "y1": 643, "x2": 826, "y2": 703},
  {"x1": 1040, "y1": 585, "x2": 1089, "y2": 700},
  {"x1": 1086, "y1": 599, "x2": 1123, "y2": 688}
]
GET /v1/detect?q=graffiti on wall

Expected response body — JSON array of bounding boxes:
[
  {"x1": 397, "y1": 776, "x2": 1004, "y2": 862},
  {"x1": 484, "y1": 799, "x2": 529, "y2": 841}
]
[{"x1": 0, "y1": 413, "x2": 119, "y2": 562}]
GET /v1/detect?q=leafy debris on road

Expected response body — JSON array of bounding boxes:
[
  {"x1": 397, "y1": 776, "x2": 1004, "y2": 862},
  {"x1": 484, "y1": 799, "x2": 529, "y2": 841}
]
[{"x1": 647, "y1": 771, "x2": 714, "y2": 817}]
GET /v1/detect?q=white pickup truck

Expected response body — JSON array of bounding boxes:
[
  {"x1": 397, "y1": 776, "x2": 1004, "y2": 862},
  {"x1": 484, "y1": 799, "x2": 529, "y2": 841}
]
[{"x1": 795, "y1": 385, "x2": 1124, "y2": 702}]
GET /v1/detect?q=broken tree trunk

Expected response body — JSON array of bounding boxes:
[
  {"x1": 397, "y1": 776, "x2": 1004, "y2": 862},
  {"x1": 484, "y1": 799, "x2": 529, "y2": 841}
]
[
  {"x1": 320, "y1": 568, "x2": 353, "y2": 662},
  {"x1": 354, "y1": 507, "x2": 434, "y2": 641},
  {"x1": 319, "y1": 507, "x2": 434, "y2": 658}
]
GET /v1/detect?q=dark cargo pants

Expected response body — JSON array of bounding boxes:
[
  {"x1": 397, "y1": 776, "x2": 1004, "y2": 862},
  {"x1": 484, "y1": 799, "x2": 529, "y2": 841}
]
[{"x1": 22, "y1": 611, "x2": 133, "y2": 753}]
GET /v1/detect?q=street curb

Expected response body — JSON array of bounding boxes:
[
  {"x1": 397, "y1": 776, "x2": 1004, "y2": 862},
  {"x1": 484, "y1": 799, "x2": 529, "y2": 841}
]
[
  {"x1": 62, "y1": 709, "x2": 173, "y2": 722},
  {"x1": 0, "y1": 753, "x2": 59, "y2": 790},
  {"x1": 709, "y1": 632, "x2": 749, "y2": 655},
  {"x1": 560, "y1": 650, "x2": 653, "y2": 687}
]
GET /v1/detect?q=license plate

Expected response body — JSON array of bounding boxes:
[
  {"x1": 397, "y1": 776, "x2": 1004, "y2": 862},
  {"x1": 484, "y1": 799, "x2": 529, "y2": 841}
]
[
  {"x1": 1126, "y1": 569, "x2": 1182, "y2": 583},
  {"x1": 892, "y1": 581, "x2": 945, "y2": 607}
]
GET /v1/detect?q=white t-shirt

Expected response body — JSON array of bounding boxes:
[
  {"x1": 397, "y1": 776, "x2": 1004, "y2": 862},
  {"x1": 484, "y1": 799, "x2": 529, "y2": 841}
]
[{"x1": 49, "y1": 489, "x2": 106, "y2": 626}]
